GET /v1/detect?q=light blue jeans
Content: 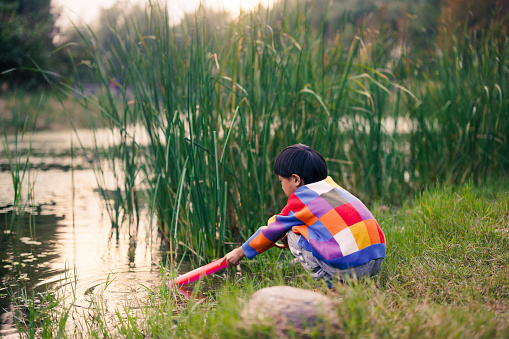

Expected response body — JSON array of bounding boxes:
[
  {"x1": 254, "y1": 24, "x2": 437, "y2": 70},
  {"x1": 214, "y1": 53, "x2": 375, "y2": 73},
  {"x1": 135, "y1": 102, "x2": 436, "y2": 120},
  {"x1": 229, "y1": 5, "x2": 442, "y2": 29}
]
[{"x1": 287, "y1": 231, "x2": 383, "y2": 288}]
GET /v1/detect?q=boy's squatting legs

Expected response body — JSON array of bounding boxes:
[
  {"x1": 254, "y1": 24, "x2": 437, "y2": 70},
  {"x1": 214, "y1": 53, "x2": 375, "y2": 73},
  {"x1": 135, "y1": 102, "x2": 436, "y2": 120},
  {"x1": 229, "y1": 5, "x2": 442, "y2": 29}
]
[{"x1": 287, "y1": 231, "x2": 383, "y2": 289}]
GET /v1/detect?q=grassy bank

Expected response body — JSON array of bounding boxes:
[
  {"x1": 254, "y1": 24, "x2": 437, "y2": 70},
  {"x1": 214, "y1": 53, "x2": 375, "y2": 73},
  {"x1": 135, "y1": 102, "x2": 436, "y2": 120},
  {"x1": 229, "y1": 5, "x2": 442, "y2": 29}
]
[{"x1": 11, "y1": 182, "x2": 509, "y2": 338}]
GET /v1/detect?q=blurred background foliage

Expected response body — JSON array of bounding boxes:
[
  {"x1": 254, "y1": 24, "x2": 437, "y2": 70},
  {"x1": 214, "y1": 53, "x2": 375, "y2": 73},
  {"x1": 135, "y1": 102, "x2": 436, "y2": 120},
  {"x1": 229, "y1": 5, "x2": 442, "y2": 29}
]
[
  {"x1": 0, "y1": 0, "x2": 61, "y2": 90},
  {"x1": 1, "y1": 0, "x2": 507, "y2": 92}
]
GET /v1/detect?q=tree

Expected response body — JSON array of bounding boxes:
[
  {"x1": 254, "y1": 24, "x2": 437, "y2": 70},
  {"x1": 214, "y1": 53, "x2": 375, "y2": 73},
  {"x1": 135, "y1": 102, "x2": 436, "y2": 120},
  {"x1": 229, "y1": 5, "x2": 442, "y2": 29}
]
[{"x1": 0, "y1": 0, "x2": 59, "y2": 91}]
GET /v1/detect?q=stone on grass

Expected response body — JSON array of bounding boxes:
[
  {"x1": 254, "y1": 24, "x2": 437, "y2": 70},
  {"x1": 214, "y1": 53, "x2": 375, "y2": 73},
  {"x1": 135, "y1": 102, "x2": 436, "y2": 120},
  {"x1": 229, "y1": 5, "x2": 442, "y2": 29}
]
[{"x1": 242, "y1": 286, "x2": 341, "y2": 337}]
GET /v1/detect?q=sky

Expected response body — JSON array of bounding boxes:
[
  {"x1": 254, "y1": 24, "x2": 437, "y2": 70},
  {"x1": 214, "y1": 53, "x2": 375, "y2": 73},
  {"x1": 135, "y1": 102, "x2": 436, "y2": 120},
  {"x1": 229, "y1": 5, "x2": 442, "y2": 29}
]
[{"x1": 52, "y1": 0, "x2": 275, "y2": 28}]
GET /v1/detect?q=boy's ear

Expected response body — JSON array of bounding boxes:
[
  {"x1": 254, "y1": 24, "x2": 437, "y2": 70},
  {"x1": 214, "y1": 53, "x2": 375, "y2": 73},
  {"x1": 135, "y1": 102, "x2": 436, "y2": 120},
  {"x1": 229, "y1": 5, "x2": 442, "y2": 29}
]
[{"x1": 292, "y1": 174, "x2": 304, "y2": 186}]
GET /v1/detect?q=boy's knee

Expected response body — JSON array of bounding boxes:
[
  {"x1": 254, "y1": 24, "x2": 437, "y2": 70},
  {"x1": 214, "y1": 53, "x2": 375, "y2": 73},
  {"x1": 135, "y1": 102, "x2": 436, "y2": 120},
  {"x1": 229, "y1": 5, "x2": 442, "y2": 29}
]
[{"x1": 348, "y1": 258, "x2": 384, "y2": 280}]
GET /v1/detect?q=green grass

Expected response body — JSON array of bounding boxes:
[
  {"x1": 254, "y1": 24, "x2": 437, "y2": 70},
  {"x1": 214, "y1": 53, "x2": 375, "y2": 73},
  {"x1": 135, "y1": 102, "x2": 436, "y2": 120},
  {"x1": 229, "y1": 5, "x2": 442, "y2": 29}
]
[{"x1": 10, "y1": 182, "x2": 509, "y2": 338}]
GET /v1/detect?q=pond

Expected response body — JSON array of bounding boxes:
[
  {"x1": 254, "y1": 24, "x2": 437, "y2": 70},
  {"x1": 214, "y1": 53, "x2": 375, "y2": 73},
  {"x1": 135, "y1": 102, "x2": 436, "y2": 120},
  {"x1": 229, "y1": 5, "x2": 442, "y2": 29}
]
[{"x1": 0, "y1": 129, "x2": 170, "y2": 337}]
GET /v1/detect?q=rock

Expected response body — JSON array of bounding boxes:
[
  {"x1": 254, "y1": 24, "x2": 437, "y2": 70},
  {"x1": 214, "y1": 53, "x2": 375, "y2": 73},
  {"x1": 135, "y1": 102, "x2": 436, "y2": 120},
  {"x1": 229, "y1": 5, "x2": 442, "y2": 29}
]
[{"x1": 242, "y1": 286, "x2": 340, "y2": 337}]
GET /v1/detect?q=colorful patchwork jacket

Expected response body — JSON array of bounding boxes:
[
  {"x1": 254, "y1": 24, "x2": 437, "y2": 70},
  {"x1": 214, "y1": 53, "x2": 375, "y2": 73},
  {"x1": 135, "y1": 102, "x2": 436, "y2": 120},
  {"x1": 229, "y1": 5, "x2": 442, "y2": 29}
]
[{"x1": 242, "y1": 177, "x2": 386, "y2": 269}]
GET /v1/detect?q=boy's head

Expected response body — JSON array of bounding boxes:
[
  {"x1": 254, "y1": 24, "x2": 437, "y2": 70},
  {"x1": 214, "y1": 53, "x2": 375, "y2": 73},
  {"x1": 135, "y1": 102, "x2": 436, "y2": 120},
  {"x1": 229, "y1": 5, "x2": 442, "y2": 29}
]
[{"x1": 273, "y1": 144, "x2": 328, "y2": 187}]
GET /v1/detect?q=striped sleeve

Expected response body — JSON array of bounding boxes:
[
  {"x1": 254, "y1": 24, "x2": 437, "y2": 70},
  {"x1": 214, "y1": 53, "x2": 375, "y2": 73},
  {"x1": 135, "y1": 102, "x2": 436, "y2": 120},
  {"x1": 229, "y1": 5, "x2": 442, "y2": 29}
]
[{"x1": 242, "y1": 197, "x2": 305, "y2": 259}]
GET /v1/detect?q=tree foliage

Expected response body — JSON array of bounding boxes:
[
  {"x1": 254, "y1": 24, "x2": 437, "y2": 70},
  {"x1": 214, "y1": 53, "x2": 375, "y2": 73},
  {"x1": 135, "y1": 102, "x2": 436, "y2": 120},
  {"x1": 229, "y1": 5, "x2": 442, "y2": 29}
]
[{"x1": 0, "y1": 0, "x2": 58, "y2": 91}]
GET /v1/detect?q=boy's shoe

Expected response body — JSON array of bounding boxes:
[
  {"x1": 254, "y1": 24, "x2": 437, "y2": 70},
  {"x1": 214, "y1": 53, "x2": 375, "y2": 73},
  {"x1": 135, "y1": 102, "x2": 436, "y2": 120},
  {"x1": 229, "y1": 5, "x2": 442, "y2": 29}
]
[{"x1": 325, "y1": 288, "x2": 343, "y2": 301}]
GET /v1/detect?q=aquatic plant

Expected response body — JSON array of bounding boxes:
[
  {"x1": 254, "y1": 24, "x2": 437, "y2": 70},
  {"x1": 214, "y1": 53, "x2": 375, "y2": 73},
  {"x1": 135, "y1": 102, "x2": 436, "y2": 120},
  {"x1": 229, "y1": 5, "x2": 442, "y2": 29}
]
[
  {"x1": 1, "y1": 94, "x2": 40, "y2": 234},
  {"x1": 7, "y1": 267, "x2": 77, "y2": 338},
  {"x1": 58, "y1": 2, "x2": 410, "y2": 259}
]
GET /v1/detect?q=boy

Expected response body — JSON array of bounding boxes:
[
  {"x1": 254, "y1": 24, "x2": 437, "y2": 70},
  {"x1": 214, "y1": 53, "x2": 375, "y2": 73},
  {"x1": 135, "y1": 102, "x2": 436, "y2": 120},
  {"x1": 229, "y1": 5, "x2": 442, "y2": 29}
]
[{"x1": 223, "y1": 144, "x2": 386, "y2": 288}]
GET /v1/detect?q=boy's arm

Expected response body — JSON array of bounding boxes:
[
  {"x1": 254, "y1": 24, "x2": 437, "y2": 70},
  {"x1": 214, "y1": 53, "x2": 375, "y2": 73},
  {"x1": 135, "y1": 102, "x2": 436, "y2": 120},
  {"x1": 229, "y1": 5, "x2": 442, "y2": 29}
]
[
  {"x1": 230, "y1": 195, "x2": 303, "y2": 262},
  {"x1": 242, "y1": 211, "x2": 300, "y2": 259}
]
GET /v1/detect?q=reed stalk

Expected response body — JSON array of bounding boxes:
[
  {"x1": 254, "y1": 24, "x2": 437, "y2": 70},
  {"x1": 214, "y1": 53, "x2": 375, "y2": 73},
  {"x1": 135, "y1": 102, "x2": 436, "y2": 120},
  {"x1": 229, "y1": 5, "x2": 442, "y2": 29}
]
[
  {"x1": 2, "y1": 94, "x2": 40, "y2": 233},
  {"x1": 407, "y1": 16, "x2": 508, "y2": 186}
]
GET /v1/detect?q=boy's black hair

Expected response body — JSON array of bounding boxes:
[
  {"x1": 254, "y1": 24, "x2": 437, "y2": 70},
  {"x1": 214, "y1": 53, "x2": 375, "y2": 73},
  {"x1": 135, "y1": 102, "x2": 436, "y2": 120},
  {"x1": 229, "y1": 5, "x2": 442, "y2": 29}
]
[{"x1": 273, "y1": 144, "x2": 328, "y2": 185}]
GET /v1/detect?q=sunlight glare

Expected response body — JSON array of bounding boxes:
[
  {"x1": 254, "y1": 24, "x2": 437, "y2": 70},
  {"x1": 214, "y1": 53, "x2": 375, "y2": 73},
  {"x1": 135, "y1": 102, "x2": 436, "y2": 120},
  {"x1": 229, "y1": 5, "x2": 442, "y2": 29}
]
[{"x1": 53, "y1": 0, "x2": 277, "y2": 28}]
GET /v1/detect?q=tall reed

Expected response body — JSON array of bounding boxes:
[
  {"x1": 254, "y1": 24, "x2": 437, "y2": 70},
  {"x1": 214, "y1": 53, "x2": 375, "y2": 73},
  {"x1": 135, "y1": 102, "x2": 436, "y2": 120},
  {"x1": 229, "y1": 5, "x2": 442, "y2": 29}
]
[
  {"x1": 57, "y1": 2, "x2": 414, "y2": 259},
  {"x1": 407, "y1": 17, "x2": 509, "y2": 185},
  {"x1": 57, "y1": 2, "x2": 508, "y2": 259}
]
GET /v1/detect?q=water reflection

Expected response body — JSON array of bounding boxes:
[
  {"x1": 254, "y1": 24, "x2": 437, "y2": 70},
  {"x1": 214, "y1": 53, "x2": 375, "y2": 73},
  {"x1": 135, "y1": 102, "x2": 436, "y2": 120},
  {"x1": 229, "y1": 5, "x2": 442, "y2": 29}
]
[
  {"x1": 0, "y1": 213, "x2": 63, "y2": 337},
  {"x1": 177, "y1": 286, "x2": 208, "y2": 302},
  {"x1": 0, "y1": 128, "x2": 166, "y2": 337}
]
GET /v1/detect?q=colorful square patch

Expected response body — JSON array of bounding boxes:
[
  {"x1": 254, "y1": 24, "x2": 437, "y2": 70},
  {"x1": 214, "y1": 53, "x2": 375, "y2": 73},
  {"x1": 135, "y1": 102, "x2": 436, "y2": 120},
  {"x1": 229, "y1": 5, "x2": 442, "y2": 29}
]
[
  {"x1": 319, "y1": 209, "x2": 347, "y2": 235},
  {"x1": 337, "y1": 188, "x2": 358, "y2": 203},
  {"x1": 349, "y1": 221, "x2": 371, "y2": 250},
  {"x1": 333, "y1": 227, "x2": 359, "y2": 256},
  {"x1": 306, "y1": 195, "x2": 332, "y2": 219},
  {"x1": 349, "y1": 200, "x2": 374, "y2": 221},
  {"x1": 320, "y1": 190, "x2": 349, "y2": 208},
  {"x1": 306, "y1": 180, "x2": 334, "y2": 195},
  {"x1": 334, "y1": 203, "x2": 363, "y2": 226}
]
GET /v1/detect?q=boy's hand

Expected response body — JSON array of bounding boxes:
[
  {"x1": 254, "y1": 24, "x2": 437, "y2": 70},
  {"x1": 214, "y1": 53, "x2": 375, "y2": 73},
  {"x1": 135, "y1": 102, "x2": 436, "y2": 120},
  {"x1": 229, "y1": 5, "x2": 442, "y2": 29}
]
[
  {"x1": 280, "y1": 233, "x2": 288, "y2": 246},
  {"x1": 222, "y1": 247, "x2": 245, "y2": 267}
]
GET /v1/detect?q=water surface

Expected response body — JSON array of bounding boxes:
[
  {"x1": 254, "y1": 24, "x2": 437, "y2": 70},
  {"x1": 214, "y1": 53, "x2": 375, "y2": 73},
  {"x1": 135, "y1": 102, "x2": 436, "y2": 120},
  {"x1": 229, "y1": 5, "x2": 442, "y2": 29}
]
[{"x1": 0, "y1": 128, "x2": 168, "y2": 337}]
